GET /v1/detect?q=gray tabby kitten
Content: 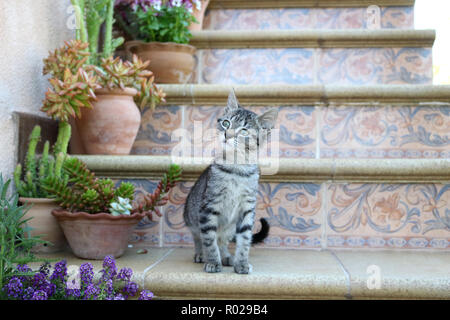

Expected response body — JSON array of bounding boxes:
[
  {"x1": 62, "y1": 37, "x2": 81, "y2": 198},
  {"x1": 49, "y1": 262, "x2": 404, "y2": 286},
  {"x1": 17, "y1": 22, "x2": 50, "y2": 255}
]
[{"x1": 183, "y1": 90, "x2": 278, "y2": 274}]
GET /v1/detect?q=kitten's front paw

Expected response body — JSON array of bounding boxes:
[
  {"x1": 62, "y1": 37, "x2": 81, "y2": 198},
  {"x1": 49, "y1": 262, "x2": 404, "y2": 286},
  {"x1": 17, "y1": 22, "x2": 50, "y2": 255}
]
[
  {"x1": 194, "y1": 253, "x2": 204, "y2": 263},
  {"x1": 234, "y1": 262, "x2": 252, "y2": 274},
  {"x1": 204, "y1": 262, "x2": 222, "y2": 273},
  {"x1": 222, "y1": 256, "x2": 234, "y2": 266}
]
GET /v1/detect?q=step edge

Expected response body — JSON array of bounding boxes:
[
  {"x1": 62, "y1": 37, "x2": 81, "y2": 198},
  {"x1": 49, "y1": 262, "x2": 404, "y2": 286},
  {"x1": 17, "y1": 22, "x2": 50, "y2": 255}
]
[
  {"x1": 74, "y1": 156, "x2": 450, "y2": 183},
  {"x1": 190, "y1": 29, "x2": 435, "y2": 48},
  {"x1": 159, "y1": 84, "x2": 450, "y2": 105},
  {"x1": 209, "y1": 0, "x2": 415, "y2": 9}
]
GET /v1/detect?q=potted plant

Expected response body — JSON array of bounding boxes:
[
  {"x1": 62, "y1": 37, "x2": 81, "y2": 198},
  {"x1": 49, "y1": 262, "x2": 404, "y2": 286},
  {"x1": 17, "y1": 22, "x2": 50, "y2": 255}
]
[
  {"x1": 66, "y1": 0, "x2": 165, "y2": 155},
  {"x1": 13, "y1": 124, "x2": 71, "y2": 253},
  {"x1": 114, "y1": 0, "x2": 197, "y2": 83},
  {"x1": 187, "y1": 0, "x2": 210, "y2": 31},
  {"x1": 42, "y1": 157, "x2": 181, "y2": 260}
]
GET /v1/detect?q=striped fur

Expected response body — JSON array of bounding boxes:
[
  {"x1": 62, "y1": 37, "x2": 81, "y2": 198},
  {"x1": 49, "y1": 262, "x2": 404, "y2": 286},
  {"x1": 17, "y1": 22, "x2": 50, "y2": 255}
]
[{"x1": 183, "y1": 90, "x2": 278, "y2": 274}]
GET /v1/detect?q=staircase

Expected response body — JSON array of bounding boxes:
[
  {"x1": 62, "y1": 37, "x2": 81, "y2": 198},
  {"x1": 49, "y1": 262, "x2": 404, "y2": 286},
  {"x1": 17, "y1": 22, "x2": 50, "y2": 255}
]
[{"x1": 71, "y1": 0, "x2": 449, "y2": 299}]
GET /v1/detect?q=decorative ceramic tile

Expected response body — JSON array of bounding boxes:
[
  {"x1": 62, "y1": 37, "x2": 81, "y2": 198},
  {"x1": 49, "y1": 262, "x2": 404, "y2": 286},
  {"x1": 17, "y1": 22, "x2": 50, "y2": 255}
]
[
  {"x1": 131, "y1": 106, "x2": 183, "y2": 156},
  {"x1": 201, "y1": 49, "x2": 315, "y2": 85},
  {"x1": 318, "y1": 48, "x2": 432, "y2": 85},
  {"x1": 162, "y1": 181, "x2": 323, "y2": 249},
  {"x1": 184, "y1": 105, "x2": 317, "y2": 159},
  {"x1": 381, "y1": 7, "x2": 414, "y2": 29},
  {"x1": 203, "y1": 7, "x2": 414, "y2": 30},
  {"x1": 257, "y1": 183, "x2": 323, "y2": 248},
  {"x1": 115, "y1": 179, "x2": 161, "y2": 248},
  {"x1": 326, "y1": 183, "x2": 450, "y2": 249},
  {"x1": 320, "y1": 104, "x2": 450, "y2": 159},
  {"x1": 204, "y1": 8, "x2": 313, "y2": 30}
]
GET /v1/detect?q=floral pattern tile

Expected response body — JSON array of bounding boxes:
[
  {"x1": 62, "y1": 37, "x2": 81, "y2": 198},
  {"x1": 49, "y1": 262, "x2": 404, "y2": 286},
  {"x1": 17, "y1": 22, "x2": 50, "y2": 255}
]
[
  {"x1": 184, "y1": 105, "x2": 317, "y2": 159},
  {"x1": 162, "y1": 181, "x2": 324, "y2": 249},
  {"x1": 201, "y1": 49, "x2": 315, "y2": 85},
  {"x1": 200, "y1": 47, "x2": 432, "y2": 85},
  {"x1": 326, "y1": 184, "x2": 450, "y2": 249},
  {"x1": 131, "y1": 106, "x2": 183, "y2": 156},
  {"x1": 318, "y1": 48, "x2": 432, "y2": 85},
  {"x1": 320, "y1": 104, "x2": 450, "y2": 159},
  {"x1": 203, "y1": 7, "x2": 413, "y2": 30}
]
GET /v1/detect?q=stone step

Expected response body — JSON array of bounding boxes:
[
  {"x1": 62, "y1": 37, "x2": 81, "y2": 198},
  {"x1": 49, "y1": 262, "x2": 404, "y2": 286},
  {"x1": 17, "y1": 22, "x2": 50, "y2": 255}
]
[
  {"x1": 130, "y1": 84, "x2": 450, "y2": 160},
  {"x1": 206, "y1": 0, "x2": 415, "y2": 31},
  {"x1": 190, "y1": 30, "x2": 434, "y2": 85},
  {"x1": 34, "y1": 247, "x2": 450, "y2": 299},
  {"x1": 76, "y1": 155, "x2": 450, "y2": 251}
]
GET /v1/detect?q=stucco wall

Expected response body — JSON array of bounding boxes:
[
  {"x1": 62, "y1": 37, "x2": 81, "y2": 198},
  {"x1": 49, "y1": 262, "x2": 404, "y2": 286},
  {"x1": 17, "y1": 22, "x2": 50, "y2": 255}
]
[{"x1": 0, "y1": 0, "x2": 74, "y2": 180}]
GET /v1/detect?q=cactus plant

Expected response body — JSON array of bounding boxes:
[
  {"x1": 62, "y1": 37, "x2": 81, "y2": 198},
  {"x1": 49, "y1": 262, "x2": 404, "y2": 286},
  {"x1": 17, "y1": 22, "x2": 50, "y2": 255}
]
[
  {"x1": 70, "y1": 0, "x2": 124, "y2": 66},
  {"x1": 14, "y1": 124, "x2": 71, "y2": 198}
]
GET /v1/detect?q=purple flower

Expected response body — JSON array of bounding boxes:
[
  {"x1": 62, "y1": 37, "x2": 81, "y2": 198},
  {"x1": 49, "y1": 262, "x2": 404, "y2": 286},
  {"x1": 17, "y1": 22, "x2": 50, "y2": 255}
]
[
  {"x1": 117, "y1": 267, "x2": 133, "y2": 282},
  {"x1": 114, "y1": 293, "x2": 125, "y2": 300},
  {"x1": 5, "y1": 277, "x2": 23, "y2": 299},
  {"x1": 84, "y1": 283, "x2": 100, "y2": 300},
  {"x1": 80, "y1": 263, "x2": 94, "y2": 288},
  {"x1": 122, "y1": 281, "x2": 139, "y2": 299},
  {"x1": 30, "y1": 290, "x2": 48, "y2": 300},
  {"x1": 23, "y1": 287, "x2": 35, "y2": 300},
  {"x1": 32, "y1": 272, "x2": 56, "y2": 297},
  {"x1": 65, "y1": 288, "x2": 81, "y2": 299},
  {"x1": 139, "y1": 290, "x2": 154, "y2": 300},
  {"x1": 39, "y1": 262, "x2": 51, "y2": 277},
  {"x1": 50, "y1": 260, "x2": 67, "y2": 282},
  {"x1": 101, "y1": 256, "x2": 117, "y2": 280}
]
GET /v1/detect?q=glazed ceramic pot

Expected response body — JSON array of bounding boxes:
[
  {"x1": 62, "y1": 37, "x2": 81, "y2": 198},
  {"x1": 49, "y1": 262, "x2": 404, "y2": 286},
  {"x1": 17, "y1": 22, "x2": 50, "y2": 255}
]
[
  {"x1": 51, "y1": 210, "x2": 146, "y2": 260},
  {"x1": 75, "y1": 87, "x2": 140, "y2": 155},
  {"x1": 125, "y1": 41, "x2": 196, "y2": 84},
  {"x1": 189, "y1": 0, "x2": 211, "y2": 31},
  {"x1": 19, "y1": 198, "x2": 67, "y2": 253}
]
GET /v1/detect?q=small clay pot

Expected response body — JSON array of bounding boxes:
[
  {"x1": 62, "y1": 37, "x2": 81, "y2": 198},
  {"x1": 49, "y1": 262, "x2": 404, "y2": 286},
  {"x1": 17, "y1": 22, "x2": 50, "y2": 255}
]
[
  {"x1": 51, "y1": 210, "x2": 146, "y2": 260},
  {"x1": 125, "y1": 41, "x2": 196, "y2": 84},
  {"x1": 189, "y1": 0, "x2": 211, "y2": 31},
  {"x1": 75, "y1": 87, "x2": 141, "y2": 155},
  {"x1": 19, "y1": 198, "x2": 67, "y2": 253}
]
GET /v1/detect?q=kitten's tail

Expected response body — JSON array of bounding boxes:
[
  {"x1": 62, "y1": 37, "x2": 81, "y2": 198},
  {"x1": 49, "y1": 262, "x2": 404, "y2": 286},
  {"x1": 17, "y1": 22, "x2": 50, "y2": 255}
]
[{"x1": 251, "y1": 218, "x2": 270, "y2": 245}]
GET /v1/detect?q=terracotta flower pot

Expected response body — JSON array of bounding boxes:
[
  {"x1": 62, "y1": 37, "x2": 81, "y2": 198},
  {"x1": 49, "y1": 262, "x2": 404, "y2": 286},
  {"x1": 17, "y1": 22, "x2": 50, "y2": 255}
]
[
  {"x1": 51, "y1": 210, "x2": 146, "y2": 260},
  {"x1": 19, "y1": 198, "x2": 67, "y2": 253},
  {"x1": 75, "y1": 88, "x2": 141, "y2": 155},
  {"x1": 189, "y1": 0, "x2": 210, "y2": 31},
  {"x1": 125, "y1": 41, "x2": 196, "y2": 84}
]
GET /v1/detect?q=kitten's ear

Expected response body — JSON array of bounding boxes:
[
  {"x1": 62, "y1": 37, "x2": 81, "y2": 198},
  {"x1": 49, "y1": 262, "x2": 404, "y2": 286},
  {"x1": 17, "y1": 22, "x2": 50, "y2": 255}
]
[
  {"x1": 225, "y1": 88, "x2": 240, "y2": 113},
  {"x1": 257, "y1": 109, "x2": 279, "y2": 129}
]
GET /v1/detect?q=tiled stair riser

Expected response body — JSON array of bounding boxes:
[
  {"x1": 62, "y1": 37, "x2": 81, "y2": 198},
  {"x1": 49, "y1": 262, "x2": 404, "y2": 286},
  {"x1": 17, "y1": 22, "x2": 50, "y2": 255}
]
[
  {"x1": 115, "y1": 179, "x2": 450, "y2": 251},
  {"x1": 204, "y1": 7, "x2": 414, "y2": 31},
  {"x1": 193, "y1": 47, "x2": 432, "y2": 85},
  {"x1": 131, "y1": 103, "x2": 450, "y2": 159}
]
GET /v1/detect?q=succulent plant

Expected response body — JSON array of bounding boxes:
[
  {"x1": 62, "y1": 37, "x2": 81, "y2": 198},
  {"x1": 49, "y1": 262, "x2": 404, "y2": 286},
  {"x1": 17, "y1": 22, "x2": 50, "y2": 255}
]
[
  {"x1": 14, "y1": 124, "x2": 71, "y2": 198},
  {"x1": 131, "y1": 164, "x2": 181, "y2": 219},
  {"x1": 43, "y1": 40, "x2": 90, "y2": 79},
  {"x1": 93, "y1": 55, "x2": 166, "y2": 109},
  {"x1": 42, "y1": 157, "x2": 181, "y2": 218},
  {"x1": 110, "y1": 197, "x2": 133, "y2": 216}
]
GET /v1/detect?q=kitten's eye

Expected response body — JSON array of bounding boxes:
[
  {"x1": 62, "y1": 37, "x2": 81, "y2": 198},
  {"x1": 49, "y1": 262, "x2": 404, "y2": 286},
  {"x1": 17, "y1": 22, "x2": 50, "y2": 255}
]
[
  {"x1": 240, "y1": 128, "x2": 249, "y2": 136},
  {"x1": 221, "y1": 120, "x2": 231, "y2": 129}
]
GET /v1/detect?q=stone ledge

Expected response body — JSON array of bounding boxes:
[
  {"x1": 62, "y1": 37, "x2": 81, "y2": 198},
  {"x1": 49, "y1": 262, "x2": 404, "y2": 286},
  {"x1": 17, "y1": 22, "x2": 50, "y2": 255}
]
[
  {"x1": 209, "y1": 0, "x2": 415, "y2": 9},
  {"x1": 74, "y1": 156, "x2": 450, "y2": 183},
  {"x1": 190, "y1": 30, "x2": 435, "y2": 49},
  {"x1": 34, "y1": 247, "x2": 450, "y2": 299},
  {"x1": 159, "y1": 84, "x2": 450, "y2": 105}
]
